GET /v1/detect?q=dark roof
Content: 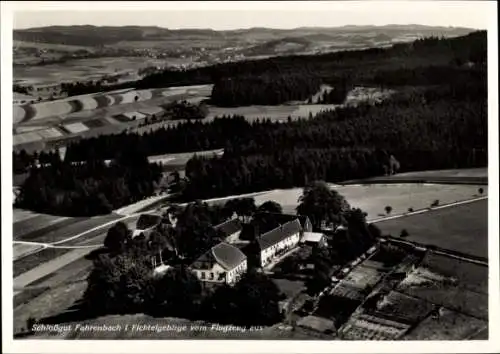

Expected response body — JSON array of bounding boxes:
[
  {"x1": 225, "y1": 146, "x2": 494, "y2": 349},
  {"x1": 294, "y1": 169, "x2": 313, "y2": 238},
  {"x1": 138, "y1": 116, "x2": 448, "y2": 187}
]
[
  {"x1": 253, "y1": 212, "x2": 311, "y2": 230},
  {"x1": 191, "y1": 242, "x2": 247, "y2": 271},
  {"x1": 136, "y1": 213, "x2": 162, "y2": 230},
  {"x1": 214, "y1": 218, "x2": 242, "y2": 238},
  {"x1": 258, "y1": 219, "x2": 302, "y2": 250}
]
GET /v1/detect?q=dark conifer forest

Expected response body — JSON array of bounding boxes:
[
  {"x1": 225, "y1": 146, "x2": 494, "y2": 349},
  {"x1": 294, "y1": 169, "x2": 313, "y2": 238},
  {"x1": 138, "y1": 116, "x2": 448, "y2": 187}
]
[{"x1": 13, "y1": 31, "x2": 487, "y2": 215}]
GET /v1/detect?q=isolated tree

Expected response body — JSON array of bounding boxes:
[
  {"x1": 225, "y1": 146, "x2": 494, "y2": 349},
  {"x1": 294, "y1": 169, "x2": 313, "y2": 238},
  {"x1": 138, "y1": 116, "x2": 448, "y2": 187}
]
[
  {"x1": 400, "y1": 229, "x2": 410, "y2": 238},
  {"x1": 104, "y1": 221, "x2": 131, "y2": 254},
  {"x1": 431, "y1": 199, "x2": 440, "y2": 207},
  {"x1": 385, "y1": 206, "x2": 393, "y2": 215},
  {"x1": 408, "y1": 207, "x2": 414, "y2": 213},
  {"x1": 297, "y1": 181, "x2": 349, "y2": 230},
  {"x1": 478, "y1": 187, "x2": 484, "y2": 195},
  {"x1": 257, "y1": 201, "x2": 283, "y2": 214}
]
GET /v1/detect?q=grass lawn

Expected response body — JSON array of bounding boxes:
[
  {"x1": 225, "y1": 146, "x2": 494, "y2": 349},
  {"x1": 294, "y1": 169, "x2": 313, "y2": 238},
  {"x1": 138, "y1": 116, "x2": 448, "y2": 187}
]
[
  {"x1": 253, "y1": 183, "x2": 485, "y2": 221},
  {"x1": 404, "y1": 308, "x2": 487, "y2": 340},
  {"x1": 376, "y1": 199, "x2": 487, "y2": 259}
]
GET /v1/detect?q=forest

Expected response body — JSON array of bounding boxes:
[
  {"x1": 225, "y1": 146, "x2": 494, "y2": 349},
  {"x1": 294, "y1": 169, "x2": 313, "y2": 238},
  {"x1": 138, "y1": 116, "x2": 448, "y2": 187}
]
[
  {"x1": 38, "y1": 31, "x2": 486, "y2": 97},
  {"x1": 210, "y1": 74, "x2": 322, "y2": 106},
  {"x1": 14, "y1": 145, "x2": 163, "y2": 216},
  {"x1": 13, "y1": 31, "x2": 487, "y2": 214}
]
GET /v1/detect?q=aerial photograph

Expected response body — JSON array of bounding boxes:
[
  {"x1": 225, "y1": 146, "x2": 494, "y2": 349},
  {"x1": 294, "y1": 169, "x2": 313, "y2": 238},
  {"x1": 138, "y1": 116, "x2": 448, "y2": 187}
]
[{"x1": 6, "y1": 0, "x2": 495, "y2": 346}]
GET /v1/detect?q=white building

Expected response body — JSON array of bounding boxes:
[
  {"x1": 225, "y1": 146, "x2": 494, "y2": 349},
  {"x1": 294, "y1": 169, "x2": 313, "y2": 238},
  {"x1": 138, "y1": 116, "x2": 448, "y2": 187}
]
[
  {"x1": 301, "y1": 232, "x2": 328, "y2": 247},
  {"x1": 257, "y1": 219, "x2": 302, "y2": 267},
  {"x1": 190, "y1": 242, "x2": 247, "y2": 286}
]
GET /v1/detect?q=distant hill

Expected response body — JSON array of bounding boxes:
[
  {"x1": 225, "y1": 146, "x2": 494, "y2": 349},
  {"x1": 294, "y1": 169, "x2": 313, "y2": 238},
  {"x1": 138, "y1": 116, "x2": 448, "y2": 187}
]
[{"x1": 14, "y1": 24, "x2": 475, "y2": 52}]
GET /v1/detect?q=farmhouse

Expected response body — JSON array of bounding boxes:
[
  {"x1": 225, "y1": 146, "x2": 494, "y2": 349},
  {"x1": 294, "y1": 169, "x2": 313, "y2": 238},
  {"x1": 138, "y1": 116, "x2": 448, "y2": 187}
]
[
  {"x1": 214, "y1": 218, "x2": 243, "y2": 242},
  {"x1": 133, "y1": 213, "x2": 163, "y2": 238},
  {"x1": 257, "y1": 218, "x2": 302, "y2": 267},
  {"x1": 190, "y1": 242, "x2": 247, "y2": 286}
]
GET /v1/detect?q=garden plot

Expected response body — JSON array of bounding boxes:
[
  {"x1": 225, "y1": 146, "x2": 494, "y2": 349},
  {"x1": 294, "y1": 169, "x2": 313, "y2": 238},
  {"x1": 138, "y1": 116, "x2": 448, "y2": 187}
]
[
  {"x1": 340, "y1": 313, "x2": 410, "y2": 340},
  {"x1": 252, "y1": 183, "x2": 484, "y2": 222},
  {"x1": 63, "y1": 122, "x2": 89, "y2": 134},
  {"x1": 404, "y1": 308, "x2": 487, "y2": 340},
  {"x1": 374, "y1": 291, "x2": 435, "y2": 324},
  {"x1": 330, "y1": 283, "x2": 366, "y2": 302},
  {"x1": 340, "y1": 265, "x2": 385, "y2": 293},
  {"x1": 397, "y1": 268, "x2": 488, "y2": 320}
]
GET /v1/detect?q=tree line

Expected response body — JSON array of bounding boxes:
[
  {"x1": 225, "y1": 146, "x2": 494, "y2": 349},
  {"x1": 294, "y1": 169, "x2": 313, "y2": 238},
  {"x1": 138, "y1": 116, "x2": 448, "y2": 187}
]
[
  {"x1": 210, "y1": 74, "x2": 322, "y2": 106},
  {"x1": 14, "y1": 76, "x2": 486, "y2": 207},
  {"x1": 15, "y1": 147, "x2": 162, "y2": 216}
]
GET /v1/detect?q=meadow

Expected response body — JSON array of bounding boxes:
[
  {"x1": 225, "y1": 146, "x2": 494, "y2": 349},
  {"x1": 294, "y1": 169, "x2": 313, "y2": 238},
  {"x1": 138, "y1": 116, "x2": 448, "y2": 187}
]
[
  {"x1": 252, "y1": 183, "x2": 487, "y2": 220},
  {"x1": 376, "y1": 199, "x2": 487, "y2": 259}
]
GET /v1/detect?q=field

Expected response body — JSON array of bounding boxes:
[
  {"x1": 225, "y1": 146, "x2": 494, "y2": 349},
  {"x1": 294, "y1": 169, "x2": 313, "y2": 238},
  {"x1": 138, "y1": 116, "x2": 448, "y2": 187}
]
[
  {"x1": 13, "y1": 85, "x2": 394, "y2": 152},
  {"x1": 147, "y1": 149, "x2": 224, "y2": 168},
  {"x1": 375, "y1": 198, "x2": 487, "y2": 259},
  {"x1": 14, "y1": 56, "x2": 166, "y2": 84},
  {"x1": 252, "y1": 183, "x2": 486, "y2": 219}
]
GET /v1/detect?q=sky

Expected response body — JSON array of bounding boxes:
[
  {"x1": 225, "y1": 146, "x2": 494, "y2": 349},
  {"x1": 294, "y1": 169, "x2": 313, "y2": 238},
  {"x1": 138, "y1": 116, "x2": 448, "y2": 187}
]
[{"x1": 10, "y1": 1, "x2": 492, "y2": 30}]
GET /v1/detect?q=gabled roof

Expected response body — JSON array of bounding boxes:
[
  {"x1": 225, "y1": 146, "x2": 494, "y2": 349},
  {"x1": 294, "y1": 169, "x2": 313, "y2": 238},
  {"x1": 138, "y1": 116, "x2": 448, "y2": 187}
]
[
  {"x1": 258, "y1": 219, "x2": 302, "y2": 250},
  {"x1": 253, "y1": 212, "x2": 311, "y2": 230},
  {"x1": 214, "y1": 218, "x2": 242, "y2": 238},
  {"x1": 191, "y1": 242, "x2": 247, "y2": 271}
]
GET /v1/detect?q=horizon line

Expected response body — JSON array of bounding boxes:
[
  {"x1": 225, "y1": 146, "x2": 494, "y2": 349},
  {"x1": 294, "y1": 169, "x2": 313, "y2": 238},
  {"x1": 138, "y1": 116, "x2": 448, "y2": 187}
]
[{"x1": 14, "y1": 23, "x2": 481, "y2": 31}]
